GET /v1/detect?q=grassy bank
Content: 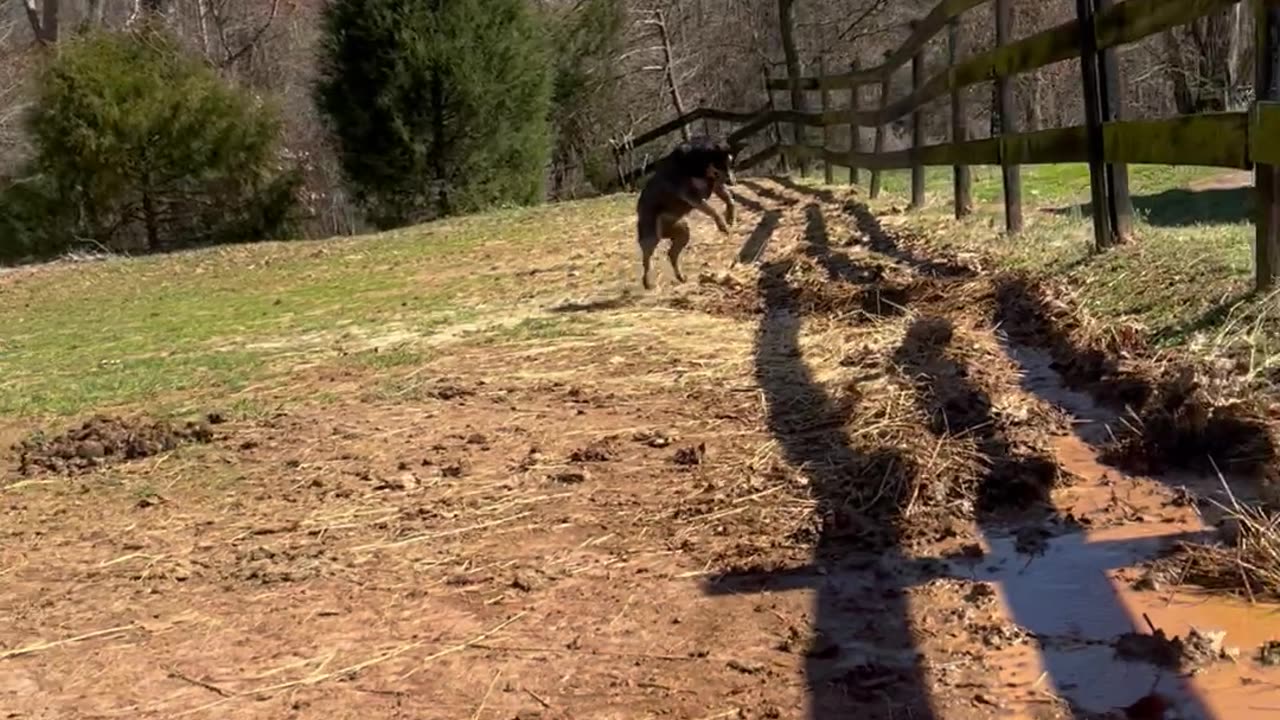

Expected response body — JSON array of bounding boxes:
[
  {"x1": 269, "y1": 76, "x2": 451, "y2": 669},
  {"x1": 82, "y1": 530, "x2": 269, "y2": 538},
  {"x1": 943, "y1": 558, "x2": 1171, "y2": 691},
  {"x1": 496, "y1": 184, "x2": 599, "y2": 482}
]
[{"x1": 812, "y1": 162, "x2": 1276, "y2": 384}]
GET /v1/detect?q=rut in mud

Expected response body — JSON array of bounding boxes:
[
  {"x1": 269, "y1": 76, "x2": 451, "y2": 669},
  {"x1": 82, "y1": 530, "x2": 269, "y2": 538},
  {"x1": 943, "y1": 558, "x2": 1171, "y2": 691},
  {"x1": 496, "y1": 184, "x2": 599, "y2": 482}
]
[{"x1": 2, "y1": 178, "x2": 1279, "y2": 720}]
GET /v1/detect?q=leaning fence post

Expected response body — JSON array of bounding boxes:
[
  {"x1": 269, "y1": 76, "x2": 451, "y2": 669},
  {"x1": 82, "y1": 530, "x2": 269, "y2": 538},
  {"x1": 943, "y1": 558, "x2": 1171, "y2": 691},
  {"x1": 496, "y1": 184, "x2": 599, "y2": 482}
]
[
  {"x1": 948, "y1": 17, "x2": 972, "y2": 219},
  {"x1": 1075, "y1": 0, "x2": 1114, "y2": 250},
  {"x1": 1255, "y1": 0, "x2": 1280, "y2": 290},
  {"x1": 820, "y1": 56, "x2": 834, "y2": 184},
  {"x1": 762, "y1": 65, "x2": 790, "y2": 175},
  {"x1": 993, "y1": 0, "x2": 1023, "y2": 233},
  {"x1": 849, "y1": 59, "x2": 863, "y2": 185},
  {"x1": 1096, "y1": 0, "x2": 1133, "y2": 242},
  {"x1": 910, "y1": 46, "x2": 926, "y2": 209},
  {"x1": 869, "y1": 58, "x2": 891, "y2": 199}
]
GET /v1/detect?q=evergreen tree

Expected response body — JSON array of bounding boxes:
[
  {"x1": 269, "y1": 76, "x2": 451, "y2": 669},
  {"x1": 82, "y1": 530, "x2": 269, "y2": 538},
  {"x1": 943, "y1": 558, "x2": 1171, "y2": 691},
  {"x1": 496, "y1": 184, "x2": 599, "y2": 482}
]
[
  {"x1": 544, "y1": 0, "x2": 625, "y2": 197},
  {"x1": 315, "y1": 0, "x2": 553, "y2": 229},
  {"x1": 5, "y1": 28, "x2": 298, "y2": 259}
]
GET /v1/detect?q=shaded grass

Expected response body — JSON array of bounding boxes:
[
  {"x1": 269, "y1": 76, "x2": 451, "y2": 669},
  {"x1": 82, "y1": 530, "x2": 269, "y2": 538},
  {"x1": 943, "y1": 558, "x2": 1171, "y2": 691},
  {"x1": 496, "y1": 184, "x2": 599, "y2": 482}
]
[{"x1": 818, "y1": 163, "x2": 1223, "y2": 206}]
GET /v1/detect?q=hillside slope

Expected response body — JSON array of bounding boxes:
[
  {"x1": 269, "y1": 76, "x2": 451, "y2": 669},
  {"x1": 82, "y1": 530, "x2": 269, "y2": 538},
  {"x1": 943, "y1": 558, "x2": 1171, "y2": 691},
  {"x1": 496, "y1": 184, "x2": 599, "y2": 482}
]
[{"x1": 2, "y1": 173, "x2": 1279, "y2": 719}]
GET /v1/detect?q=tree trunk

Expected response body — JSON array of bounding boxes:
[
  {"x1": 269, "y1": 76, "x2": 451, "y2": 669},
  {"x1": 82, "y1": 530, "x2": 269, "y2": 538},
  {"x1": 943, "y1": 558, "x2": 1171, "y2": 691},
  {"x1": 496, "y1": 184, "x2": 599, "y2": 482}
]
[
  {"x1": 430, "y1": 67, "x2": 450, "y2": 218},
  {"x1": 1026, "y1": 74, "x2": 1043, "y2": 131},
  {"x1": 653, "y1": 10, "x2": 690, "y2": 140},
  {"x1": 141, "y1": 185, "x2": 159, "y2": 251},
  {"x1": 1163, "y1": 29, "x2": 1194, "y2": 114},
  {"x1": 22, "y1": 0, "x2": 59, "y2": 44},
  {"x1": 777, "y1": 0, "x2": 806, "y2": 170}
]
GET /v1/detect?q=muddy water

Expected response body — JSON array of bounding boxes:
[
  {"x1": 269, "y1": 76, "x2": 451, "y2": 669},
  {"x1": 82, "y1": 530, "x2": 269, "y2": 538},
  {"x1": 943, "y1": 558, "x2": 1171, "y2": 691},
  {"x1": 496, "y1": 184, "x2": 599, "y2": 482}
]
[{"x1": 969, "y1": 343, "x2": 1280, "y2": 718}]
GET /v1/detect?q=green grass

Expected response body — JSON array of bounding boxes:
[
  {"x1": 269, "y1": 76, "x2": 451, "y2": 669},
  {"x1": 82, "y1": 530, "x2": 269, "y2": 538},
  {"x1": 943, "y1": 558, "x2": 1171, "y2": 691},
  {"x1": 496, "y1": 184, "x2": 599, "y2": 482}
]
[
  {"x1": 0, "y1": 195, "x2": 633, "y2": 420},
  {"x1": 817, "y1": 162, "x2": 1276, "y2": 380}
]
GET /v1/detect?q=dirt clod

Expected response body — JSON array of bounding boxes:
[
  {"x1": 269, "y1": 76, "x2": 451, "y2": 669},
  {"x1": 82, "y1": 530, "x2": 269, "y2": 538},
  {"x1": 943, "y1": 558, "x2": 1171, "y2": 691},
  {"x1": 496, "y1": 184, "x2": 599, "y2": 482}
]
[
  {"x1": 1013, "y1": 526, "x2": 1051, "y2": 557},
  {"x1": 15, "y1": 414, "x2": 216, "y2": 476},
  {"x1": 1114, "y1": 626, "x2": 1233, "y2": 673},
  {"x1": 1259, "y1": 640, "x2": 1280, "y2": 666},
  {"x1": 673, "y1": 443, "x2": 707, "y2": 466},
  {"x1": 550, "y1": 469, "x2": 590, "y2": 484},
  {"x1": 568, "y1": 438, "x2": 618, "y2": 463},
  {"x1": 632, "y1": 429, "x2": 675, "y2": 448}
]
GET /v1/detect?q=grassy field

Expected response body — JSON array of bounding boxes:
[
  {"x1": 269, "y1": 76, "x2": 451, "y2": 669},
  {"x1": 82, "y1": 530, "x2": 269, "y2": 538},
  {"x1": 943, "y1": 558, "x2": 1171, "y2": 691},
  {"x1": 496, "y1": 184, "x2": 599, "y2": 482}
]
[{"x1": 0, "y1": 161, "x2": 1268, "y2": 425}]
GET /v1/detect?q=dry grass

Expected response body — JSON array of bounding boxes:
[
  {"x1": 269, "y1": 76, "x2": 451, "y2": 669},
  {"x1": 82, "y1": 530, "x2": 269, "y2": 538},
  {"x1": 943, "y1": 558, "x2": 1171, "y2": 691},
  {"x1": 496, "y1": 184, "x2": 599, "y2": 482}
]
[{"x1": 1168, "y1": 464, "x2": 1280, "y2": 602}]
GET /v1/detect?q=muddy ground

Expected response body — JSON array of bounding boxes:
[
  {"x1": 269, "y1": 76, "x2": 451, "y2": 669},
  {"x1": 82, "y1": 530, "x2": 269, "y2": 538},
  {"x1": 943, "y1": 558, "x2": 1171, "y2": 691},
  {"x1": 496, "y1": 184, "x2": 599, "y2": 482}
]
[{"x1": 3, "y1": 179, "x2": 1279, "y2": 719}]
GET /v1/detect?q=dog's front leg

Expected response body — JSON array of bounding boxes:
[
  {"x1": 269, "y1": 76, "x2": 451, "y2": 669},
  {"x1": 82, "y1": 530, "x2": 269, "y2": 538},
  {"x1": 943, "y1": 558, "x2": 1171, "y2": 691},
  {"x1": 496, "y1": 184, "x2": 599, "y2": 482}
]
[
  {"x1": 714, "y1": 183, "x2": 736, "y2": 227},
  {"x1": 680, "y1": 191, "x2": 730, "y2": 234}
]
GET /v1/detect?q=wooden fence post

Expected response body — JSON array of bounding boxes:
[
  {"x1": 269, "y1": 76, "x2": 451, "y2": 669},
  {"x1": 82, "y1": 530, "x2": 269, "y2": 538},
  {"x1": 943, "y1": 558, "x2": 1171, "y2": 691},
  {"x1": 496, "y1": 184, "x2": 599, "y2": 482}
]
[
  {"x1": 1096, "y1": 0, "x2": 1133, "y2": 242},
  {"x1": 820, "y1": 56, "x2": 834, "y2": 184},
  {"x1": 948, "y1": 17, "x2": 972, "y2": 219},
  {"x1": 1075, "y1": 0, "x2": 1115, "y2": 250},
  {"x1": 870, "y1": 72, "x2": 890, "y2": 199},
  {"x1": 994, "y1": 0, "x2": 1023, "y2": 233},
  {"x1": 910, "y1": 48, "x2": 926, "y2": 209},
  {"x1": 1255, "y1": 0, "x2": 1280, "y2": 290},
  {"x1": 849, "y1": 59, "x2": 863, "y2": 185},
  {"x1": 798, "y1": 58, "x2": 810, "y2": 178},
  {"x1": 762, "y1": 65, "x2": 790, "y2": 175}
]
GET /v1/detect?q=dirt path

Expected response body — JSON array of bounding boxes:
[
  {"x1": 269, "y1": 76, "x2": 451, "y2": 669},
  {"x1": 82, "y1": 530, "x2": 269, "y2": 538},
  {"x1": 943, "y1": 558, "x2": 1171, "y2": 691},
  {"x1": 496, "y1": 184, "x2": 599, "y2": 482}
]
[{"x1": 2, "y1": 180, "x2": 1279, "y2": 719}]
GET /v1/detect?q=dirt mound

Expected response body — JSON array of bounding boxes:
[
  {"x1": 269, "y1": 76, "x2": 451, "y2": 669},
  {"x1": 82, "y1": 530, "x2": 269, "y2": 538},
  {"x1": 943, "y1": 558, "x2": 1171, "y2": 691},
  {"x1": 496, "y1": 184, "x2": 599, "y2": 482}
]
[
  {"x1": 1102, "y1": 365, "x2": 1276, "y2": 479},
  {"x1": 14, "y1": 414, "x2": 216, "y2": 476}
]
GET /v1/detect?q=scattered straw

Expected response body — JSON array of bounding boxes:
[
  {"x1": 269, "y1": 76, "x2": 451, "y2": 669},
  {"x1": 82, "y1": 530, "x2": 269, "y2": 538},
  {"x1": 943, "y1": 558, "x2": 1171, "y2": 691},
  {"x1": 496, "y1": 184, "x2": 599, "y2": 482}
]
[
  {"x1": 350, "y1": 512, "x2": 532, "y2": 552},
  {"x1": 0, "y1": 624, "x2": 136, "y2": 660},
  {"x1": 178, "y1": 613, "x2": 527, "y2": 715}
]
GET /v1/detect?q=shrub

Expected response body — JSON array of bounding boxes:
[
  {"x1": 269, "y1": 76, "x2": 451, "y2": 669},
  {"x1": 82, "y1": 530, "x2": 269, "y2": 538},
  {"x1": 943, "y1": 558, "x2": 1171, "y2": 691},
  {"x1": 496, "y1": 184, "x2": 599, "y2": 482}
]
[
  {"x1": 315, "y1": 0, "x2": 553, "y2": 229},
  {"x1": 6, "y1": 28, "x2": 299, "y2": 259}
]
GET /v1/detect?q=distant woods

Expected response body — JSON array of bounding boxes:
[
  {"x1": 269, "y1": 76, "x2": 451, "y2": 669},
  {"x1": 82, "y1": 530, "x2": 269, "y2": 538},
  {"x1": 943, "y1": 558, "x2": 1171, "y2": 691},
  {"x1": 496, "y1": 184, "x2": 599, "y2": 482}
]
[{"x1": 0, "y1": 0, "x2": 1256, "y2": 261}]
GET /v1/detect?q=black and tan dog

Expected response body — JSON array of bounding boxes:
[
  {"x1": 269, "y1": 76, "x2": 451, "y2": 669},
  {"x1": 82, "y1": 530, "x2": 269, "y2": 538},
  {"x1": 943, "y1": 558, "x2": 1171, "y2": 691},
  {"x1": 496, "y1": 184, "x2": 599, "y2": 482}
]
[{"x1": 634, "y1": 135, "x2": 737, "y2": 290}]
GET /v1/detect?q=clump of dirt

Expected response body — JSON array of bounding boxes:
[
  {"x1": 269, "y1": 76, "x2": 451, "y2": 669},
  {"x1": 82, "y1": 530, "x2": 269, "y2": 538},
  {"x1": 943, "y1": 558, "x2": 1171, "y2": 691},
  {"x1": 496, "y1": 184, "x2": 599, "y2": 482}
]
[
  {"x1": 672, "y1": 443, "x2": 707, "y2": 466},
  {"x1": 568, "y1": 437, "x2": 618, "y2": 463},
  {"x1": 979, "y1": 456, "x2": 1059, "y2": 513},
  {"x1": 1259, "y1": 640, "x2": 1280, "y2": 666},
  {"x1": 423, "y1": 378, "x2": 475, "y2": 401},
  {"x1": 1101, "y1": 366, "x2": 1276, "y2": 479},
  {"x1": 1114, "y1": 625, "x2": 1235, "y2": 673},
  {"x1": 14, "y1": 414, "x2": 215, "y2": 476},
  {"x1": 633, "y1": 429, "x2": 675, "y2": 448}
]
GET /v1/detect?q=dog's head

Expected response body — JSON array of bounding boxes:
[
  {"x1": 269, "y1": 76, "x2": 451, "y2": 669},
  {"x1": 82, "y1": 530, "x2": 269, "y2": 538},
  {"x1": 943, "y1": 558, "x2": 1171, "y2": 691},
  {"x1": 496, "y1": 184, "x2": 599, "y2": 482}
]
[{"x1": 675, "y1": 136, "x2": 736, "y2": 187}]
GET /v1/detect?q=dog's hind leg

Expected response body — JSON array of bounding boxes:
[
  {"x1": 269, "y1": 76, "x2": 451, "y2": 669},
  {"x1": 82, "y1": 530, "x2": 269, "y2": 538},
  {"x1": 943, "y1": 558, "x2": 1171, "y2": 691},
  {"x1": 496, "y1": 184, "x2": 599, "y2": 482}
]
[
  {"x1": 665, "y1": 220, "x2": 691, "y2": 283},
  {"x1": 638, "y1": 215, "x2": 662, "y2": 290}
]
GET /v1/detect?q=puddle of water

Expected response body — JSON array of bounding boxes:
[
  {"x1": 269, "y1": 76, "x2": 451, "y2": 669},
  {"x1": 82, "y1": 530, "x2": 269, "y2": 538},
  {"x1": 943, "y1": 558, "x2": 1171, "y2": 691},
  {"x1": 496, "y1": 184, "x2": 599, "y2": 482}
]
[{"x1": 984, "y1": 342, "x2": 1280, "y2": 718}]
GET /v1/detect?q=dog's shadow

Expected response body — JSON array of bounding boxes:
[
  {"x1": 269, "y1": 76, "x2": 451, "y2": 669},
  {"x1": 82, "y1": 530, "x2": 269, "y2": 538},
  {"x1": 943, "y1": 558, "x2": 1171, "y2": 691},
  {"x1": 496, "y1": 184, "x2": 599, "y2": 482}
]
[{"x1": 548, "y1": 293, "x2": 637, "y2": 314}]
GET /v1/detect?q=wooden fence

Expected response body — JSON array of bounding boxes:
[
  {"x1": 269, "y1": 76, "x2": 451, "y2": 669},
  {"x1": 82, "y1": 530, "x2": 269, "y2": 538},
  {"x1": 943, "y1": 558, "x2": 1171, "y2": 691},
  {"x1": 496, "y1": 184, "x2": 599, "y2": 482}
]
[{"x1": 611, "y1": 0, "x2": 1280, "y2": 292}]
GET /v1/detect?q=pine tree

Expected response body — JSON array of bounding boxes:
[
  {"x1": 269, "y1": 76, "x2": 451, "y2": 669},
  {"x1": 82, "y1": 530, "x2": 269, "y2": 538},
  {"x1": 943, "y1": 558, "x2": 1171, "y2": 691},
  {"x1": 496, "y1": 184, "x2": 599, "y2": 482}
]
[
  {"x1": 8, "y1": 28, "x2": 298, "y2": 259},
  {"x1": 315, "y1": 0, "x2": 553, "y2": 229}
]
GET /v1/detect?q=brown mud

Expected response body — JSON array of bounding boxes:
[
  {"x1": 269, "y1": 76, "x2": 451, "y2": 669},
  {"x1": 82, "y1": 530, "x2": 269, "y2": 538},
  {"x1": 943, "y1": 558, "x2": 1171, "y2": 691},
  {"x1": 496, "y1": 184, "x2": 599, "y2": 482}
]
[
  {"x1": 12, "y1": 413, "x2": 218, "y2": 476},
  {"x1": 1, "y1": 178, "x2": 1278, "y2": 719}
]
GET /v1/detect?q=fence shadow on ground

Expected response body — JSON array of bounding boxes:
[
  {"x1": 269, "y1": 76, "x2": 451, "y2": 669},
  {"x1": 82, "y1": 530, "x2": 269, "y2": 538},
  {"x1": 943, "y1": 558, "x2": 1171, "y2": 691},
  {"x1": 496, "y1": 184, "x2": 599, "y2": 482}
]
[
  {"x1": 705, "y1": 194, "x2": 941, "y2": 719},
  {"x1": 1049, "y1": 186, "x2": 1252, "y2": 228},
  {"x1": 732, "y1": 179, "x2": 1233, "y2": 716}
]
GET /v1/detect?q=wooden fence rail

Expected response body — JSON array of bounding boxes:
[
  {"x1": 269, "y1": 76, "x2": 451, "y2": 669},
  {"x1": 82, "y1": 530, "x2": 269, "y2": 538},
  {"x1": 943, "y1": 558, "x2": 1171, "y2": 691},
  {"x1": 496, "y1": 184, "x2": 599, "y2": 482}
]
[{"x1": 612, "y1": 0, "x2": 1280, "y2": 292}]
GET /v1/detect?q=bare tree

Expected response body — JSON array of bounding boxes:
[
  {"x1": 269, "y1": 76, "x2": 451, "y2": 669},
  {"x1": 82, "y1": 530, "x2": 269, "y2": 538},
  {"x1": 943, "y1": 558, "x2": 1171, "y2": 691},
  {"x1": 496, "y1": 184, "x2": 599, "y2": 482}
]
[{"x1": 21, "y1": 0, "x2": 58, "y2": 44}]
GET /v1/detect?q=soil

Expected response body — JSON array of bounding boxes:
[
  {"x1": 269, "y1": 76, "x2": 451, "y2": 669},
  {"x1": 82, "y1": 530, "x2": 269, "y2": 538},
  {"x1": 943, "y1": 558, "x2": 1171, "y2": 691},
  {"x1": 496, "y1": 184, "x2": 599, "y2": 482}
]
[{"x1": 2, "y1": 178, "x2": 1279, "y2": 719}]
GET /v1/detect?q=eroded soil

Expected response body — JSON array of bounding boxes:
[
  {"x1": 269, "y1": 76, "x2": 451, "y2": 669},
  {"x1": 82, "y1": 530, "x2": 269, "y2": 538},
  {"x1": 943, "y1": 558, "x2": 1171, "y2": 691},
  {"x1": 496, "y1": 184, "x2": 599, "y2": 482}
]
[{"x1": 2, "y1": 179, "x2": 1279, "y2": 719}]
